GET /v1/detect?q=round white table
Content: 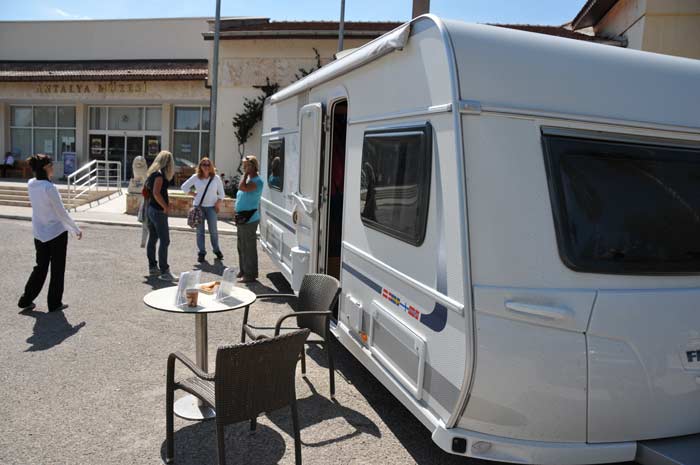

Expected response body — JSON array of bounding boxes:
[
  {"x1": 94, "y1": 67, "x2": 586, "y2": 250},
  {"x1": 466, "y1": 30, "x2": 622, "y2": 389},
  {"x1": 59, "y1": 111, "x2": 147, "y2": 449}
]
[{"x1": 144, "y1": 285, "x2": 257, "y2": 421}]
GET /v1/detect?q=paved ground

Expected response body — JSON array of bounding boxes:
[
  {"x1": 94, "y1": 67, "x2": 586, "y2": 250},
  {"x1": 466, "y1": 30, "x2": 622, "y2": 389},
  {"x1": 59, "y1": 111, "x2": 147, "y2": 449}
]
[
  {"x1": 0, "y1": 181, "x2": 237, "y2": 234},
  {"x1": 0, "y1": 219, "x2": 640, "y2": 465},
  {"x1": 0, "y1": 219, "x2": 483, "y2": 465}
]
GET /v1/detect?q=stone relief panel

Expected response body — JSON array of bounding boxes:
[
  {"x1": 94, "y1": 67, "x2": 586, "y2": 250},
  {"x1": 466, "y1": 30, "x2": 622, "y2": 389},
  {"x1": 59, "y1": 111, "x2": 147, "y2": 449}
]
[{"x1": 221, "y1": 57, "x2": 331, "y2": 88}]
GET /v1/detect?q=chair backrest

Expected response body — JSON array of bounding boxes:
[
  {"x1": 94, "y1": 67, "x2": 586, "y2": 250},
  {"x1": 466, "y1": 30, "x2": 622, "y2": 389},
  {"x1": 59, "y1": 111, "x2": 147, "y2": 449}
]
[
  {"x1": 214, "y1": 328, "x2": 310, "y2": 424},
  {"x1": 295, "y1": 273, "x2": 341, "y2": 338}
]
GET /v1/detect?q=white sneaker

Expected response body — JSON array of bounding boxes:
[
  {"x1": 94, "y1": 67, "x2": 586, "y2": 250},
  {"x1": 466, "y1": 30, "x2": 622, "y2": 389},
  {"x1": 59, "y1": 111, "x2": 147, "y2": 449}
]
[{"x1": 158, "y1": 271, "x2": 178, "y2": 282}]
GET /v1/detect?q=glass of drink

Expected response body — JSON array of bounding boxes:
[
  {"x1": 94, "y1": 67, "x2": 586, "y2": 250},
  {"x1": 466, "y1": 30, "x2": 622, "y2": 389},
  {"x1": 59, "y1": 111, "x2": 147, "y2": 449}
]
[{"x1": 185, "y1": 288, "x2": 199, "y2": 307}]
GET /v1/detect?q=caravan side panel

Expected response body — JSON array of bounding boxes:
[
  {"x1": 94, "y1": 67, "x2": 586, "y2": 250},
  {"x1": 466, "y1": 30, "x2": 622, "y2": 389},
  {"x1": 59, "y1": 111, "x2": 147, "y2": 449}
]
[{"x1": 333, "y1": 19, "x2": 472, "y2": 426}]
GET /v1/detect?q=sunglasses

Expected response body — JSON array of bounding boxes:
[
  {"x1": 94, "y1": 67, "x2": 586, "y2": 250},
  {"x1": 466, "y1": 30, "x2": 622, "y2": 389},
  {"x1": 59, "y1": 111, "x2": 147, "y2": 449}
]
[{"x1": 201, "y1": 163, "x2": 211, "y2": 167}]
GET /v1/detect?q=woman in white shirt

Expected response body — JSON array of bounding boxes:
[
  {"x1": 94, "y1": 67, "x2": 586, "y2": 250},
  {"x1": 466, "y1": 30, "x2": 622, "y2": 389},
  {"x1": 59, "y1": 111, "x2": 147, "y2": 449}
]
[
  {"x1": 18, "y1": 154, "x2": 82, "y2": 313},
  {"x1": 180, "y1": 157, "x2": 225, "y2": 262}
]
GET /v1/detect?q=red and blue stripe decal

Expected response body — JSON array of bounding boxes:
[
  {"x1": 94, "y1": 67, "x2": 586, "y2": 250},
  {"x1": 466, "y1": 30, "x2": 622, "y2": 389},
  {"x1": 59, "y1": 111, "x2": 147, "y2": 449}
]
[{"x1": 342, "y1": 262, "x2": 448, "y2": 332}]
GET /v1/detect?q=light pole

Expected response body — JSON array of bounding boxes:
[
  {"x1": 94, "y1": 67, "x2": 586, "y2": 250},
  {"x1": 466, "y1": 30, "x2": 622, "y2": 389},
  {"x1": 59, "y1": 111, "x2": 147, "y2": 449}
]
[
  {"x1": 338, "y1": 0, "x2": 346, "y2": 52},
  {"x1": 412, "y1": 0, "x2": 430, "y2": 17},
  {"x1": 209, "y1": 0, "x2": 222, "y2": 163}
]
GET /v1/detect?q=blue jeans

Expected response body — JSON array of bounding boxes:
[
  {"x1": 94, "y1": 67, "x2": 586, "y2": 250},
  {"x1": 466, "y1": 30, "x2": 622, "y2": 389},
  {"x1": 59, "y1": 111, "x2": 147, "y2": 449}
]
[
  {"x1": 196, "y1": 206, "x2": 221, "y2": 256},
  {"x1": 147, "y1": 205, "x2": 170, "y2": 272}
]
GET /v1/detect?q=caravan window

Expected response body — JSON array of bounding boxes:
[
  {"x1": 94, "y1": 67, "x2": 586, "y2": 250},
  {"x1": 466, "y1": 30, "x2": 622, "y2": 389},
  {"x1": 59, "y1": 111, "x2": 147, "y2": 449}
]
[
  {"x1": 543, "y1": 133, "x2": 700, "y2": 274},
  {"x1": 360, "y1": 122, "x2": 432, "y2": 246},
  {"x1": 267, "y1": 138, "x2": 285, "y2": 191}
]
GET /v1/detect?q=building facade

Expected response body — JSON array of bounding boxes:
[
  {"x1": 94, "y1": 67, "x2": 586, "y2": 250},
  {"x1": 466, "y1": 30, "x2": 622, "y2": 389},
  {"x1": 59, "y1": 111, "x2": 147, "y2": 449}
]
[
  {"x1": 203, "y1": 18, "x2": 401, "y2": 177},
  {"x1": 2, "y1": 6, "x2": 695, "y2": 182},
  {"x1": 0, "y1": 17, "x2": 398, "y2": 179},
  {"x1": 0, "y1": 18, "x2": 211, "y2": 178},
  {"x1": 572, "y1": 0, "x2": 700, "y2": 59}
]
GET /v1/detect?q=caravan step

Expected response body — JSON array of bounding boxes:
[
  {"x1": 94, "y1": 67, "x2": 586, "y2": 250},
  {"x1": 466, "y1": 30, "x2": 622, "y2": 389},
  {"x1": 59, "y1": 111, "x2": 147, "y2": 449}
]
[{"x1": 636, "y1": 433, "x2": 700, "y2": 465}]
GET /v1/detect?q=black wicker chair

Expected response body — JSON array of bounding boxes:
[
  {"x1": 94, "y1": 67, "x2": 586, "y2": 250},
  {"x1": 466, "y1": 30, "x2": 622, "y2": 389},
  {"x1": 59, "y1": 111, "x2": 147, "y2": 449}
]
[
  {"x1": 241, "y1": 273, "x2": 341, "y2": 398},
  {"x1": 165, "y1": 328, "x2": 310, "y2": 465}
]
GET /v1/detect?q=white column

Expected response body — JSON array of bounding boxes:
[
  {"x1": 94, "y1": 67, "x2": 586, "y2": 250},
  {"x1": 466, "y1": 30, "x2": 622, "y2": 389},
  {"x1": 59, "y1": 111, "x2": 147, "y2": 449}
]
[
  {"x1": 75, "y1": 103, "x2": 86, "y2": 166},
  {"x1": 0, "y1": 102, "x2": 6, "y2": 154},
  {"x1": 161, "y1": 103, "x2": 171, "y2": 151}
]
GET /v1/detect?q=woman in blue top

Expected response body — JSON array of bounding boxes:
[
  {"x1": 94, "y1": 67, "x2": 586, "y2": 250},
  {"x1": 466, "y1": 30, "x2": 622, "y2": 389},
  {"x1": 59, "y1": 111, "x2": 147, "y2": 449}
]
[{"x1": 235, "y1": 155, "x2": 264, "y2": 283}]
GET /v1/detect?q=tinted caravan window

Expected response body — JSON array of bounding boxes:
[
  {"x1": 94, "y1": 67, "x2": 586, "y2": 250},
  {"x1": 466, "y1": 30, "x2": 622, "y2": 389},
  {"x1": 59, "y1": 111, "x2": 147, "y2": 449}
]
[
  {"x1": 543, "y1": 133, "x2": 700, "y2": 274},
  {"x1": 360, "y1": 122, "x2": 432, "y2": 246},
  {"x1": 267, "y1": 138, "x2": 284, "y2": 191}
]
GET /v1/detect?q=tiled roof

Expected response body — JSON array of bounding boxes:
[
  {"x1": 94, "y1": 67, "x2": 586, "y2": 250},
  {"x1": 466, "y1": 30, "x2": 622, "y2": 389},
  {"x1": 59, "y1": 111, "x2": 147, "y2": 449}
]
[
  {"x1": 0, "y1": 60, "x2": 208, "y2": 82},
  {"x1": 571, "y1": 0, "x2": 619, "y2": 30},
  {"x1": 494, "y1": 24, "x2": 626, "y2": 46},
  {"x1": 220, "y1": 20, "x2": 403, "y2": 32},
  {"x1": 203, "y1": 19, "x2": 402, "y2": 40}
]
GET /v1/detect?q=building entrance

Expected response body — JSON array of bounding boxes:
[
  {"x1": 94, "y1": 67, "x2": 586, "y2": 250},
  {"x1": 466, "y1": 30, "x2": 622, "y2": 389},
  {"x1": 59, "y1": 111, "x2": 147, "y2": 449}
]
[
  {"x1": 88, "y1": 106, "x2": 162, "y2": 181},
  {"x1": 90, "y1": 133, "x2": 162, "y2": 181}
]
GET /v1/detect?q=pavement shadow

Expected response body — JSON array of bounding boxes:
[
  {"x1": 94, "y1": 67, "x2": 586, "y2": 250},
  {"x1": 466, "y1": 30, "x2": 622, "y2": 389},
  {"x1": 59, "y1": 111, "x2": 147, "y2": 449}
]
[
  {"x1": 266, "y1": 377, "x2": 381, "y2": 448},
  {"x1": 160, "y1": 420, "x2": 287, "y2": 465},
  {"x1": 228, "y1": 272, "x2": 295, "y2": 297},
  {"x1": 193, "y1": 259, "x2": 227, "y2": 276},
  {"x1": 23, "y1": 310, "x2": 86, "y2": 352},
  {"x1": 142, "y1": 276, "x2": 177, "y2": 291},
  {"x1": 307, "y1": 339, "x2": 473, "y2": 465},
  {"x1": 267, "y1": 272, "x2": 294, "y2": 293}
]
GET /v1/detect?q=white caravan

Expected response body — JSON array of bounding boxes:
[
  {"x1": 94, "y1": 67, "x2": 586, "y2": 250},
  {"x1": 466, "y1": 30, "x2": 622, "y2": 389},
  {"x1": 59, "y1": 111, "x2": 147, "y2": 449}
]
[{"x1": 257, "y1": 15, "x2": 700, "y2": 465}]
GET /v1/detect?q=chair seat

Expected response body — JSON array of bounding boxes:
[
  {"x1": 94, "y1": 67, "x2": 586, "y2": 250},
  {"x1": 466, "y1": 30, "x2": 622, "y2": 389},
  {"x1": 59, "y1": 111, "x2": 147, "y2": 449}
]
[
  {"x1": 177, "y1": 376, "x2": 215, "y2": 407},
  {"x1": 244, "y1": 324, "x2": 324, "y2": 345}
]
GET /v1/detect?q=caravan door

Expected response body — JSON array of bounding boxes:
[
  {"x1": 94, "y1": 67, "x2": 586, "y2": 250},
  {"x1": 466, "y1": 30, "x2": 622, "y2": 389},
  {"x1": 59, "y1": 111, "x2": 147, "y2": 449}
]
[{"x1": 289, "y1": 103, "x2": 324, "y2": 290}]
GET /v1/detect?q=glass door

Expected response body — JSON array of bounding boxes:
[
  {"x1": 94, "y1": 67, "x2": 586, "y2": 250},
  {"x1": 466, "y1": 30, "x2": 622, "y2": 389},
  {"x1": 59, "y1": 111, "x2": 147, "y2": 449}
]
[
  {"x1": 107, "y1": 135, "x2": 125, "y2": 170},
  {"x1": 105, "y1": 135, "x2": 145, "y2": 180},
  {"x1": 126, "y1": 136, "x2": 144, "y2": 180}
]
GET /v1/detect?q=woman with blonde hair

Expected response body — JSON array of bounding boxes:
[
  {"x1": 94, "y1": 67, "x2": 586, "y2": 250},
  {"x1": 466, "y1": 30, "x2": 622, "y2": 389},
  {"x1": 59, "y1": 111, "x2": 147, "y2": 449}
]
[
  {"x1": 235, "y1": 155, "x2": 264, "y2": 282},
  {"x1": 181, "y1": 157, "x2": 225, "y2": 262},
  {"x1": 145, "y1": 150, "x2": 176, "y2": 281}
]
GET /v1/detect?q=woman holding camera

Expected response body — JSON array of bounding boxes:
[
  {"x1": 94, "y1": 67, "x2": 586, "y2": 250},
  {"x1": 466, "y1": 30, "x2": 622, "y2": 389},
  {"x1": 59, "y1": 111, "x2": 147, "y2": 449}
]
[
  {"x1": 18, "y1": 154, "x2": 82, "y2": 313},
  {"x1": 235, "y1": 155, "x2": 264, "y2": 283},
  {"x1": 181, "y1": 157, "x2": 225, "y2": 262}
]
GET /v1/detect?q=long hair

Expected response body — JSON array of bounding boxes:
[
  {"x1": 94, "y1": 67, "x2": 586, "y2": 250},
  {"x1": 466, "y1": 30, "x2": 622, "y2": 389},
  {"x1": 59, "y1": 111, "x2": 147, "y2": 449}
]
[
  {"x1": 147, "y1": 150, "x2": 175, "y2": 181},
  {"x1": 196, "y1": 157, "x2": 216, "y2": 179}
]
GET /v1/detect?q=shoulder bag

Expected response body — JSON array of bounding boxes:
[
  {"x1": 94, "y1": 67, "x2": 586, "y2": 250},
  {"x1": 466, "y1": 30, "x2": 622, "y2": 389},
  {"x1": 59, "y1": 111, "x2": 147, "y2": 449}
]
[{"x1": 187, "y1": 176, "x2": 214, "y2": 228}]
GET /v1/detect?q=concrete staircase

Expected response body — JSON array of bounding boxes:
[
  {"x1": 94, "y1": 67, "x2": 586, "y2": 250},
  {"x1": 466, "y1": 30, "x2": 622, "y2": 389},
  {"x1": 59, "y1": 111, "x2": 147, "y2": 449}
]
[{"x1": 0, "y1": 184, "x2": 119, "y2": 210}]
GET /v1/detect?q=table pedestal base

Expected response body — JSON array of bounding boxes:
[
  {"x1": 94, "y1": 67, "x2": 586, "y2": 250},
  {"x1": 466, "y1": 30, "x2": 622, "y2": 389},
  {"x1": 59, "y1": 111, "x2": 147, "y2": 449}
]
[{"x1": 174, "y1": 394, "x2": 216, "y2": 421}]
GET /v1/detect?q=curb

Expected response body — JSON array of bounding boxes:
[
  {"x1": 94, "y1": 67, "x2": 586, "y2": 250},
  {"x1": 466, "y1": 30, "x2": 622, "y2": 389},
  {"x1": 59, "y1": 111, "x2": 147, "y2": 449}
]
[{"x1": 0, "y1": 214, "x2": 238, "y2": 236}]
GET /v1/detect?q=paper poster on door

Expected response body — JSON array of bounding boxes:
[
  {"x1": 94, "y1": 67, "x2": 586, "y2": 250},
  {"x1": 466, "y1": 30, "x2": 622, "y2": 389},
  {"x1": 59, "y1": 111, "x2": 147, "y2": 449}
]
[
  {"x1": 63, "y1": 152, "x2": 76, "y2": 176},
  {"x1": 44, "y1": 140, "x2": 54, "y2": 154},
  {"x1": 147, "y1": 138, "x2": 160, "y2": 155},
  {"x1": 91, "y1": 138, "x2": 103, "y2": 155}
]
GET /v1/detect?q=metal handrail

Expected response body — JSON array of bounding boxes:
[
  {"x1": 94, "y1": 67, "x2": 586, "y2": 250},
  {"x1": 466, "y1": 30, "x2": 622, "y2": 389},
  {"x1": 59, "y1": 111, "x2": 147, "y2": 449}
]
[{"x1": 66, "y1": 160, "x2": 122, "y2": 208}]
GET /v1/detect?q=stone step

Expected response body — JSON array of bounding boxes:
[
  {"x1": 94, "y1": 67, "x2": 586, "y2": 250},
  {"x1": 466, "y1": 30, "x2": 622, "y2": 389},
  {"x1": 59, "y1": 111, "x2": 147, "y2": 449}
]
[
  {"x1": 0, "y1": 188, "x2": 117, "y2": 209},
  {"x1": 0, "y1": 199, "x2": 85, "y2": 208},
  {"x1": 0, "y1": 191, "x2": 29, "y2": 200},
  {"x1": 0, "y1": 199, "x2": 32, "y2": 208},
  {"x1": 0, "y1": 187, "x2": 113, "y2": 200}
]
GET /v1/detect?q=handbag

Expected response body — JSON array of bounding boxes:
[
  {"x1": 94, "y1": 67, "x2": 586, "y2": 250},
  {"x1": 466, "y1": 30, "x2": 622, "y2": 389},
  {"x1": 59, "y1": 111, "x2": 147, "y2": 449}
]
[
  {"x1": 234, "y1": 209, "x2": 257, "y2": 225},
  {"x1": 187, "y1": 176, "x2": 214, "y2": 228}
]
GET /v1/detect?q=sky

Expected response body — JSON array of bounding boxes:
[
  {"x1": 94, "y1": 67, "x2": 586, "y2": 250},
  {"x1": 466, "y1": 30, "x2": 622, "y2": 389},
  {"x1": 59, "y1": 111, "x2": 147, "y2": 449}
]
[{"x1": 1, "y1": 0, "x2": 588, "y2": 26}]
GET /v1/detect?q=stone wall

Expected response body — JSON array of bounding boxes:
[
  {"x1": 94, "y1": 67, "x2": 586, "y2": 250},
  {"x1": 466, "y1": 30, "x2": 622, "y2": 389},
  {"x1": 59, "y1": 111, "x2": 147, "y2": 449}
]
[{"x1": 126, "y1": 192, "x2": 235, "y2": 220}]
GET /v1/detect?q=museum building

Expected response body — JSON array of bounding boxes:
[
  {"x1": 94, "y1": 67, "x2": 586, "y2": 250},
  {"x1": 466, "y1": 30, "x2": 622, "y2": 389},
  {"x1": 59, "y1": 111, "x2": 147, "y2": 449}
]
[
  {"x1": 4, "y1": 5, "x2": 695, "y2": 180},
  {"x1": 0, "y1": 17, "x2": 400, "y2": 179}
]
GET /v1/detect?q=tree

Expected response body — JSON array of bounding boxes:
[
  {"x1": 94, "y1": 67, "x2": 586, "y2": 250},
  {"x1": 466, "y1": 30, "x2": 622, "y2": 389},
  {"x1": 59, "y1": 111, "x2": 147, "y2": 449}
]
[{"x1": 231, "y1": 49, "x2": 323, "y2": 173}]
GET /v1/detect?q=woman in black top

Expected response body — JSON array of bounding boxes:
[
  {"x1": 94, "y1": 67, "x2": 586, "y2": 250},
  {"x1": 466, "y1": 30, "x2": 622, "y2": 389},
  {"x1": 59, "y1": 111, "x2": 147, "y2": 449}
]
[{"x1": 145, "y1": 150, "x2": 176, "y2": 281}]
